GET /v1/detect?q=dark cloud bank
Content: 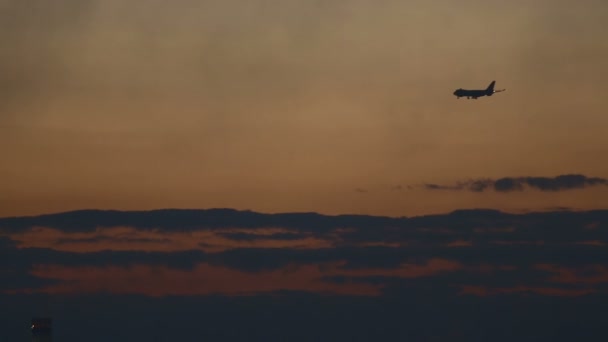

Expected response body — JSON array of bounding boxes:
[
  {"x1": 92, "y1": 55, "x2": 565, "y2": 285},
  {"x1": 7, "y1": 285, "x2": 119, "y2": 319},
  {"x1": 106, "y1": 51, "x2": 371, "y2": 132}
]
[
  {"x1": 2, "y1": 208, "x2": 608, "y2": 341},
  {"x1": 423, "y1": 174, "x2": 608, "y2": 192}
]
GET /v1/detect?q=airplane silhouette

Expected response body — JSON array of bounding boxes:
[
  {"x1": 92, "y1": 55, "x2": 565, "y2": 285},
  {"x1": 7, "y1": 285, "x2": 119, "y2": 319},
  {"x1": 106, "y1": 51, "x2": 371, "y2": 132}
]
[{"x1": 453, "y1": 80, "x2": 505, "y2": 99}]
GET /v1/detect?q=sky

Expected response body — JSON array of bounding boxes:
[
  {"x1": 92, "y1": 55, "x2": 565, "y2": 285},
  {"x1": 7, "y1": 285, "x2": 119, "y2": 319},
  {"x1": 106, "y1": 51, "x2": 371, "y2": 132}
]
[
  {"x1": 1, "y1": 0, "x2": 608, "y2": 217},
  {"x1": 2, "y1": 0, "x2": 608, "y2": 340}
]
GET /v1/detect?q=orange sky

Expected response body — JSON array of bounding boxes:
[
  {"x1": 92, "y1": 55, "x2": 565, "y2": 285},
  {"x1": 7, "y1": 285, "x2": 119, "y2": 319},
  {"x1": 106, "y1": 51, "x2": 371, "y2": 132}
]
[{"x1": 2, "y1": 0, "x2": 608, "y2": 217}]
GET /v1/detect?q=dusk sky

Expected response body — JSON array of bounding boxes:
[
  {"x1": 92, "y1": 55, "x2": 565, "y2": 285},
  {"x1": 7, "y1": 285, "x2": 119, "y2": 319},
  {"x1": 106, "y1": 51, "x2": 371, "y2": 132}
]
[
  {"x1": 2, "y1": 1, "x2": 608, "y2": 341},
  {"x1": 2, "y1": 0, "x2": 608, "y2": 217}
]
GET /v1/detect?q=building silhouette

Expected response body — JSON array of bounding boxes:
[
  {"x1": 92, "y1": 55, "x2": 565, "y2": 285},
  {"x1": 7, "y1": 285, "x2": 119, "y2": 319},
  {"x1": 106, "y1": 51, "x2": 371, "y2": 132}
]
[{"x1": 31, "y1": 318, "x2": 52, "y2": 342}]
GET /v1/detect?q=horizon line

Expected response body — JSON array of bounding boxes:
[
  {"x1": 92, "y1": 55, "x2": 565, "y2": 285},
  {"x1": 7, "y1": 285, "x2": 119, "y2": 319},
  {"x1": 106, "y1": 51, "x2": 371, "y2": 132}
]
[{"x1": 2, "y1": 206, "x2": 606, "y2": 221}]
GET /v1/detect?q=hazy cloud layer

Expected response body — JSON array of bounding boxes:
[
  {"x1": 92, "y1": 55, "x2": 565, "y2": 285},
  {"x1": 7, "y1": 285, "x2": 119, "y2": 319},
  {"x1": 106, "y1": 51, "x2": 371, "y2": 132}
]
[
  {"x1": 423, "y1": 174, "x2": 608, "y2": 192},
  {"x1": 2, "y1": 208, "x2": 608, "y2": 297},
  {"x1": 3, "y1": 208, "x2": 608, "y2": 340}
]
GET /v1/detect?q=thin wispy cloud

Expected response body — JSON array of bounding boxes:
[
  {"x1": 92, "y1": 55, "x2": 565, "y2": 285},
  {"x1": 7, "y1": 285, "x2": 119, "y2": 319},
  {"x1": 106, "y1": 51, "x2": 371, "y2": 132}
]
[{"x1": 422, "y1": 174, "x2": 608, "y2": 193}]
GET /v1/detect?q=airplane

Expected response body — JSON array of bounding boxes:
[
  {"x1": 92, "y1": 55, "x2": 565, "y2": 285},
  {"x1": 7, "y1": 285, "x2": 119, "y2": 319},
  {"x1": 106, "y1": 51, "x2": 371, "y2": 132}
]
[{"x1": 453, "y1": 80, "x2": 505, "y2": 99}]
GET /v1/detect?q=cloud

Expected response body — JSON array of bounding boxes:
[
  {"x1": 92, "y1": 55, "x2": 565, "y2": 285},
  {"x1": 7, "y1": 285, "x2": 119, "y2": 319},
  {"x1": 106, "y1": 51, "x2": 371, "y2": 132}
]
[
  {"x1": 459, "y1": 285, "x2": 596, "y2": 297},
  {"x1": 217, "y1": 232, "x2": 305, "y2": 241},
  {"x1": 422, "y1": 174, "x2": 608, "y2": 193},
  {"x1": 3, "y1": 207, "x2": 608, "y2": 300},
  {"x1": 3, "y1": 209, "x2": 608, "y2": 253},
  {"x1": 55, "y1": 236, "x2": 173, "y2": 245},
  {"x1": 0, "y1": 208, "x2": 403, "y2": 233}
]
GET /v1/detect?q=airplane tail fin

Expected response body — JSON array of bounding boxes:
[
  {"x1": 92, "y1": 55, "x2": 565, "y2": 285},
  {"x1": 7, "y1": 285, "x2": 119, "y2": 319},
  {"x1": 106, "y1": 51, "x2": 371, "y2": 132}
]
[{"x1": 485, "y1": 81, "x2": 496, "y2": 93}]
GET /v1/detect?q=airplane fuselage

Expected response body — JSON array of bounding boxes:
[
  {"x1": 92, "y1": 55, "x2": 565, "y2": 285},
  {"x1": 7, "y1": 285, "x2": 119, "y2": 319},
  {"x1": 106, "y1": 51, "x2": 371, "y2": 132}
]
[{"x1": 453, "y1": 88, "x2": 492, "y2": 99}]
